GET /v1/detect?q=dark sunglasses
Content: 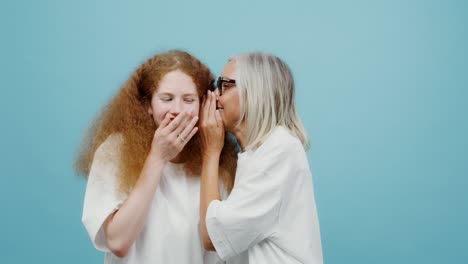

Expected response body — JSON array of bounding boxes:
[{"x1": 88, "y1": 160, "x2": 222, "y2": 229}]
[{"x1": 213, "y1": 76, "x2": 236, "y2": 95}]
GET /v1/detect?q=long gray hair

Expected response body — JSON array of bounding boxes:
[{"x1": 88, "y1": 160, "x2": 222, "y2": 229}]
[{"x1": 232, "y1": 52, "x2": 310, "y2": 151}]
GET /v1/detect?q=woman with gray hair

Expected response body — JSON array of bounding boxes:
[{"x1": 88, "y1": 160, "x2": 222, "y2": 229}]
[{"x1": 199, "y1": 52, "x2": 323, "y2": 263}]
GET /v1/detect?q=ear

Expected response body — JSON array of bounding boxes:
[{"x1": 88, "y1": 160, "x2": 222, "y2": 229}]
[{"x1": 148, "y1": 106, "x2": 153, "y2": 115}]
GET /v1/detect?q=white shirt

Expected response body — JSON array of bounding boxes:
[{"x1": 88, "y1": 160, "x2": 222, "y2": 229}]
[
  {"x1": 82, "y1": 134, "x2": 221, "y2": 264},
  {"x1": 206, "y1": 126, "x2": 323, "y2": 264}
]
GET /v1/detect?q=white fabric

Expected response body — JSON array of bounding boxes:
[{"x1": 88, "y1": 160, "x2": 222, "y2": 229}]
[
  {"x1": 206, "y1": 126, "x2": 323, "y2": 264},
  {"x1": 82, "y1": 134, "x2": 222, "y2": 264}
]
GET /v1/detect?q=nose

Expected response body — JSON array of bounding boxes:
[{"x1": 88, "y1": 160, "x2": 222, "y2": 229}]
[{"x1": 169, "y1": 99, "x2": 183, "y2": 115}]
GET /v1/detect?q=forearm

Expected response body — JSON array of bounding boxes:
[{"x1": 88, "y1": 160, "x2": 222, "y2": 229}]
[
  {"x1": 200, "y1": 154, "x2": 221, "y2": 250},
  {"x1": 104, "y1": 153, "x2": 165, "y2": 257}
]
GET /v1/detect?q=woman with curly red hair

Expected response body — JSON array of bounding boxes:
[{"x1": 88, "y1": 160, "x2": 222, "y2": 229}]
[{"x1": 75, "y1": 50, "x2": 237, "y2": 263}]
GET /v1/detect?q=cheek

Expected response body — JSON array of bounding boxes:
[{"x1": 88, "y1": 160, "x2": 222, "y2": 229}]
[
  {"x1": 228, "y1": 95, "x2": 241, "y2": 121},
  {"x1": 152, "y1": 103, "x2": 170, "y2": 125},
  {"x1": 220, "y1": 92, "x2": 240, "y2": 113},
  {"x1": 218, "y1": 96, "x2": 226, "y2": 108},
  {"x1": 232, "y1": 92, "x2": 241, "y2": 107},
  {"x1": 187, "y1": 102, "x2": 200, "y2": 116}
]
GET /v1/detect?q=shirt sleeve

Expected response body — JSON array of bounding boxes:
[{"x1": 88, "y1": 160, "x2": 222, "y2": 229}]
[
  {"x1": 205, "y1": 143, "x2": 289, "y2": 260},
  {"x1": 81, "y1": 134, "x2": 126, "y2": 252}
]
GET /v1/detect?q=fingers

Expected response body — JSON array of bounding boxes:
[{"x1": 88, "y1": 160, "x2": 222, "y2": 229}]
[
  {"x1": 203, "y1": 90, "x2": 217, "y2": 121},
  {"x1": 165, "y1": 111, "x2": 190, "y2": 133},
  {"x1": 184, "y1": 126, "x2": 198, "y2": 144},
  {"x1": 208, "y1": 90, "x2": 215, "y2": 116},
  {"x1": 175, "y1": 118, "x2": 198, "y2": 150},
  {"x1": 179, "y1": 115, "x2": 199, "y2": 140},
  {"x1": 215, "y1": 109, "x2": 223, "y2": 128},
  {"x1": 199, "y1": 91, "x2": 225, "y2": 133},
  {"x1": 162, "y1": 111, "x2": 198, "y2": 146},
  {"x1": 159, "y1": 113, "x2": 172, "y2": 128},
  {"x1": 201, "y1": 90, "x2": 216, "y2": 126},
  {"x1": 201, "y1": 92, "x2": 207, "y2": 108},
  {"x1": 202, "y1": 90, "x2": 211, "y2": 120},
  {"x1": 173, "y1": 115, "x2": 190, "y2": 136}
]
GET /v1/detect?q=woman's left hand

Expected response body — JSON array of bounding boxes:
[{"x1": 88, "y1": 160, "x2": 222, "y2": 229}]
[{"x1": 199, "y1": 90, "x2": 224, "y2": 157}]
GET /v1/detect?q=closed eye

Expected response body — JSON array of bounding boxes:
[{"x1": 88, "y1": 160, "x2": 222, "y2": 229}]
[
  {"x1": 160, "y1": 97, "x2": 172, "y2": 102},
  {"x1": 222, "y1": 83, "x2": 235, "y2": 89}
]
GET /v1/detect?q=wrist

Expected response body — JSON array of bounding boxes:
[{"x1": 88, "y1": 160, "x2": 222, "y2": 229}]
[
  {"x1": 147, "y1": 149, "x2": 168, "y2": 166},
  {"x1": 202, "y1": 152, "x2": 220, "y2": 165},
  {"x1": 202, "y1": 149, "x2": 222, "y2": 159}
]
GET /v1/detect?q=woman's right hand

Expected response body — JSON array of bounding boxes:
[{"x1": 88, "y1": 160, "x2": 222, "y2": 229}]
[
  {"x1": 199, "y1": 90, "x2": 225, "y2": 157},
  {"x1": 150, "y1": 111, "x2": 199, "y2": 162}
]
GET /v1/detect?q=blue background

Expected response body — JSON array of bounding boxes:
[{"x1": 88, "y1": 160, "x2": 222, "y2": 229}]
[{"x1": 1, "y1": 0, "x2": 467, "y2": 263}]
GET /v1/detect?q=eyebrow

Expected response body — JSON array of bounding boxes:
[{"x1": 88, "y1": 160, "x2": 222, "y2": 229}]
[{"x1": 157, "y1": 92, "x2": 198, "y2": 97}]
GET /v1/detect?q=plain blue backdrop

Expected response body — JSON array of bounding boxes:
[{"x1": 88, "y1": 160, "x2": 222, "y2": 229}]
[{"x1": 1, "y1": 0, "x2": 467, "y2": 263}]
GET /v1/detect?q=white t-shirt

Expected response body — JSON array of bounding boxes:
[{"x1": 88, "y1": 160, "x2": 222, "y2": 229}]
[
  {"x1": 82, "y1": 134, "x2": 222, "y2": 264},
  {"x1": 206, "y1": 126, "x2": 323, "y2": 264}
]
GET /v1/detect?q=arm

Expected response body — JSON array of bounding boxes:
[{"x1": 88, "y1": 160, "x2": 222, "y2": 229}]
[
  {"x1": 200, "y1": 153, "x2": 221, "y2": 250},
  {"x1": 103, "y1": 111, "x2": 199, "y2": 257},
  {"x1": 102, "y1": 152, "x2": 165, "y2": 257},
  {"x1": 199, "y1": 90, "x2": 224, "y2": 251},
  {"x1": 202, "y1": 138, "x2": 286, "y2": 260}
]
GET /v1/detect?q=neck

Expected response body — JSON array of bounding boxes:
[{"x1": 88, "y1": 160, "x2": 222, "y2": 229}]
[{"x1": 231, "y1": 121, "x2": 247, "y2": 152}]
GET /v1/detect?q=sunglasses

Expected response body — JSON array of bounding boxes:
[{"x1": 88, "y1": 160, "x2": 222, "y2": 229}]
[{"x1": 213, "y1": 76, "x2": 236, "y2": 96}]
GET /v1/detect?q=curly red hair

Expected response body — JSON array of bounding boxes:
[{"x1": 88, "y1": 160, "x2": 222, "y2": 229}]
[{"x1": 75, "y1": 50, "x2": 238, "y2": 194}]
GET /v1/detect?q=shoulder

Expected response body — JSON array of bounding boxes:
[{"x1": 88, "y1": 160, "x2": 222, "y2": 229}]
[
  {"x1": 256, "y1": 126, "x2": 305, "y2": 157},
  {"x1": 93, "y1": 133, "x2": 124, "y2": 164},
  {"x1": 86, "y1": 133, "x2": 125, "y2": 192},
  {"x1": 244, "y1": 126, "x2": 306, "y2": 172}
]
